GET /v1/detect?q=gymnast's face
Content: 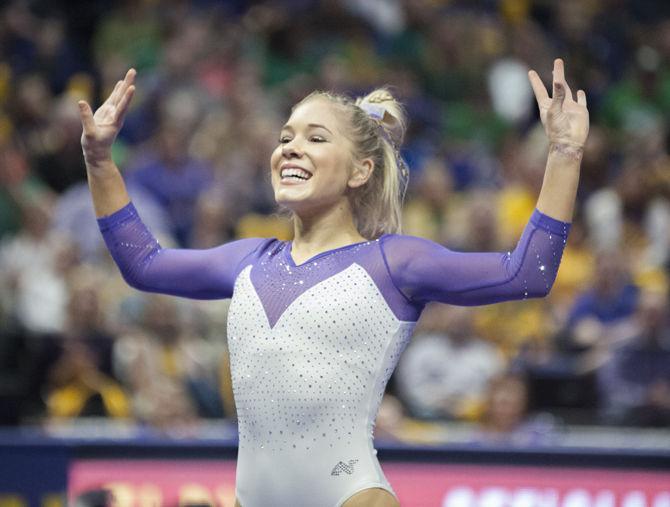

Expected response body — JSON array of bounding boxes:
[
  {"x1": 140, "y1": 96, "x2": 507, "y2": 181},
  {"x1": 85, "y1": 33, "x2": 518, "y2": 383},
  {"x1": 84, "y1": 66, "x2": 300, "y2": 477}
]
[{"x1": 271, "y1": 97, "x2": 362, "y2": 215}]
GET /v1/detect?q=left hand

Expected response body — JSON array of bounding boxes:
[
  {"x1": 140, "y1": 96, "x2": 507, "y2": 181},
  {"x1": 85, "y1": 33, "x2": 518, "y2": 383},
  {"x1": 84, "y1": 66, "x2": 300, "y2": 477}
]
[
  {"x1": 79, "y1": 69, "x2": 136, "y2": 172},
  {"x1": 529, "y1": 58, "x2": 589, "y2": 148}
]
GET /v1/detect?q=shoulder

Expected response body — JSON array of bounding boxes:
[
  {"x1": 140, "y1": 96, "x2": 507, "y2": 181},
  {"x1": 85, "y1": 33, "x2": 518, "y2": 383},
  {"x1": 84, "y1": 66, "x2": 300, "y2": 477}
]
[
  {"x1": 379, "y1": 233, "x2": 450, "y2": 265},
  {"x1": 219, "y1": 237, "x2": 282, "y2": 256},
  {"x1": 379, "y1": 233, "x2": 445, "y2": 250},
  {"x1": 211, "y1": 237, "x2": 283, "y2": 280}
]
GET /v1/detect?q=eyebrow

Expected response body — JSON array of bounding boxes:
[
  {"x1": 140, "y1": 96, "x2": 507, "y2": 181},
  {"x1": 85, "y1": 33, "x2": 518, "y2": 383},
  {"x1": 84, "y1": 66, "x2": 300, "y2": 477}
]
[
  {"x1": 281, "y1": 123, "x2": 334, "y2": 134},
  {"x1": 308, "y1": 123, "x2": 333, "y2": 133}
]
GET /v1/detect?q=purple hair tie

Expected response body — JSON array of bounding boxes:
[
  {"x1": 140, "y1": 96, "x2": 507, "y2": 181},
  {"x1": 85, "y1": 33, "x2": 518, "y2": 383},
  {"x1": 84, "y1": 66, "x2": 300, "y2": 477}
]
[
  {"x1": 359, "y1": 102, "x2": 387, "y2": 121},
  {"x1": 359, "y1": 102, "x2": 395, "y2": 147}
]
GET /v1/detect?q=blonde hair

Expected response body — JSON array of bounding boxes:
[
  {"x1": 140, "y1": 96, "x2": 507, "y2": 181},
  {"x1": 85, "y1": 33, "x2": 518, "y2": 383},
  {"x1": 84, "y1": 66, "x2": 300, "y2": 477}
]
[{"x1": 295, "y1": 88, "x2": 408, "y2": 239}]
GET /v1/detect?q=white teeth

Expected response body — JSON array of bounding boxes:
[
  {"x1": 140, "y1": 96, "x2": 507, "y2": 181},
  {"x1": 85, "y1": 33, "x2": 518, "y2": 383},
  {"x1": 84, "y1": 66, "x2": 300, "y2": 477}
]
[{"x1": 281, "y1": 167, "x2": 311, "y2": 180}]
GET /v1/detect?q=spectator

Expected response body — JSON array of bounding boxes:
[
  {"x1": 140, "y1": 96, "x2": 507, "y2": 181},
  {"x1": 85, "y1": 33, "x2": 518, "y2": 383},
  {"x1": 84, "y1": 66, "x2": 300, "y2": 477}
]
[
  {"x1": 597, "y1": 290, "x2": 670, "y2": 426},
  {"x1": 0, "y1": 195, "x2": 73, "y2": 336},
  {"x1": 0, "y1": 140, "x2": 51, "y2": 239},
  {"x1": 396, "y1": 304, "x2": 504, "y2": 420},
  {"x1": 473, "y1": 373, "x2": 557, "y2": 446},
  {"x1": 113, "y1": 295, "x2": 224, "y2": 430},
  {"x1": 43, "y1": 267, "x2": 129, "y2": 420},
  {"x1": 563, "y1": 248, "x2": 639, "y2": 353},
  {"x1": 125, "y1": 117, "x2": 213, "y2": 246}
]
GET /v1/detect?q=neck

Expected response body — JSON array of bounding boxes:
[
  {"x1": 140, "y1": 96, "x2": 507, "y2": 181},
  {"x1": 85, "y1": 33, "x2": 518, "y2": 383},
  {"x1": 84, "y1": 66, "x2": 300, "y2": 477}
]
[{"x1": 290, "y1": 199, "x2": 365, "y2": 263}]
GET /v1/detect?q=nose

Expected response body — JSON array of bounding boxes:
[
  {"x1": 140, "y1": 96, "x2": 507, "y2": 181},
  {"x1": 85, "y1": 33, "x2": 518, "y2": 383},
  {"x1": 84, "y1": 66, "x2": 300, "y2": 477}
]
[{"x1": 282, "y1": 139, "x2": 303, "y2": 159}]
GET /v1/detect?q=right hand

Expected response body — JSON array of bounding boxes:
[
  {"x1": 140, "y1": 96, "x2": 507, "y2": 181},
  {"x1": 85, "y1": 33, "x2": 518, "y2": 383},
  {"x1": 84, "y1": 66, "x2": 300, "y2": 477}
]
[
  {"x1": 78, "y1": 69, "x2": 136, "y2": 170},
  {"x1": 528, "y1": 59, "x2": 589, "y2": 149}
]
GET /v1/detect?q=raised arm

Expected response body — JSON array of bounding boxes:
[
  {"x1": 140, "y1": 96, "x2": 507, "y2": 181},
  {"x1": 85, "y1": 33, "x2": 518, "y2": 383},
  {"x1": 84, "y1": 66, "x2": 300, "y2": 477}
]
[
  {"x1": 381, "y1": 58, "x2": 586, "y2": 307},
  {"x1": 529, "y1": 58, "x2": 589, "y2": 222},
  {"x1": 382, "y1": 210, "x2": 570, "y2": 306},
  {"x1": 79, "y1": 70, "x2": 267, "y2": 299},
  {"x1": 98, "y1": 202, "x2": 266, "y2": 299}
]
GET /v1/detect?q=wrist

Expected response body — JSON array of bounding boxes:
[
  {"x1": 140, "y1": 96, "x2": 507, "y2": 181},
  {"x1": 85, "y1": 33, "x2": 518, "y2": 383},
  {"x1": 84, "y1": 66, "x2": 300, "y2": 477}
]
[
  {"x1": 549, "y1": 142, "x2": 584, "y2": 161},
  {"x1": 84, "y1": 153, "x2": 115, "y2": 174}
]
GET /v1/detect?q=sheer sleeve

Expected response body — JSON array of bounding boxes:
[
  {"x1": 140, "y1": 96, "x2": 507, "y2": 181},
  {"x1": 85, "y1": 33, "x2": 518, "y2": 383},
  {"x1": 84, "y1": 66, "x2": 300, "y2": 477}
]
[
  {"x1": 97, "y1": 202, "x2": 267, "y2": 299},
  {"x1": 381, "y1": 209, "x2": 570, "y2": 306}
]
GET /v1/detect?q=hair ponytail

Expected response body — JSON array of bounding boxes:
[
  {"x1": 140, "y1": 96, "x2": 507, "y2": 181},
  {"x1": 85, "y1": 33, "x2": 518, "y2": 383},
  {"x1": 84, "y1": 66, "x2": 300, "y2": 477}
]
[{"x1": 352, "y1": 88, "x2": 408, "y2": 239}]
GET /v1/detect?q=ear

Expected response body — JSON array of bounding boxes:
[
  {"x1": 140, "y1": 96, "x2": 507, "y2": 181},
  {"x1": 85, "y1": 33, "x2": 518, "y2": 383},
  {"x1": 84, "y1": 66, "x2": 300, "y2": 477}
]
[{"x1": 348, "y1": 158, "x2": 374, "y2": 189}]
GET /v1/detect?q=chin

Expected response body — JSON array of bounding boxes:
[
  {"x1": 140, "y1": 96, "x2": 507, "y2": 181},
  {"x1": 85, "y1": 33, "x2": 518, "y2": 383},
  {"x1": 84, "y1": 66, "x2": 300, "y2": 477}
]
[
  {"x1": 276, "y1": 192, "x2": 333, "y2": 218},
  {"x1": 276, "y1": 197, "x2": 312, "y2": 216},
  {"x1": 275, "y1": 189, "x2": 307, "y2": 208}
]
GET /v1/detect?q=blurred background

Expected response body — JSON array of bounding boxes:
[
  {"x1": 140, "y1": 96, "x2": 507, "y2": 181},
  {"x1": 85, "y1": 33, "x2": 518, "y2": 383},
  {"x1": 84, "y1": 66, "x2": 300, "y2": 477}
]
[{"x1": 0, "y1": 0, "x2": 669, "y2": 503}]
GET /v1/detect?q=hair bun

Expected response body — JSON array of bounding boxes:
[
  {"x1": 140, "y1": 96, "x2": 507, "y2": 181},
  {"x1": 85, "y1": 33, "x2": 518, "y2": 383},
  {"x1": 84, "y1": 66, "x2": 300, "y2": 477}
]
[
  {"x1": 364, "y1": 89, "x2": 395, "y2": 104},
  {"x1": 356, "y1": 88, "x2": 406, "y2": 147}
]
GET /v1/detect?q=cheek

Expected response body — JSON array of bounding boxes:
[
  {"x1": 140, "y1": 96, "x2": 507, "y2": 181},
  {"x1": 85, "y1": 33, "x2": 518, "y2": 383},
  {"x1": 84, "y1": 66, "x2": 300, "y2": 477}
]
[
  {"x1": 319, "y1": 152, "x2": 352, "y2": 184},
  {"x1": 338, "y1": 160, "x2": 356, "y2": 189},
  {"x1": 269, "y1": 148, "x2": 282, "y2": 182},
  {"x1": 270, "y1": 147, "x2": 282, "y2": 169}
]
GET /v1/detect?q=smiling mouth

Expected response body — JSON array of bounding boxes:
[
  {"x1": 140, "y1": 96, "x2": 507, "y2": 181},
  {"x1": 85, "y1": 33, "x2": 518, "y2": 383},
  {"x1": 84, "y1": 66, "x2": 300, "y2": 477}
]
[{"x1": 280, "y1": 167, "x2": 313, "y2": 182}]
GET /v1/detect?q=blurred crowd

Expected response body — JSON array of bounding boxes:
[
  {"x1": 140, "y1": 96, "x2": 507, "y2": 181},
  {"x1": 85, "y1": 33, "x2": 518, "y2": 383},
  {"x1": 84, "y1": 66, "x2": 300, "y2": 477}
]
[{"x1": 1, "y1": 0, "x2": 670, "y2": 444}]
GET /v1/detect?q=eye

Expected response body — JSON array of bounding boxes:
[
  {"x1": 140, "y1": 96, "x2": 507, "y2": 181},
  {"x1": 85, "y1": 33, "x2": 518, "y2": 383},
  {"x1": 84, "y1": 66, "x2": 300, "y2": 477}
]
[
  {"x1": 310, "y1": 135, "x2": 326, "y2": 142},
  {"x1": 278, "y1": 136, "x2": 292, "y2": 144}
]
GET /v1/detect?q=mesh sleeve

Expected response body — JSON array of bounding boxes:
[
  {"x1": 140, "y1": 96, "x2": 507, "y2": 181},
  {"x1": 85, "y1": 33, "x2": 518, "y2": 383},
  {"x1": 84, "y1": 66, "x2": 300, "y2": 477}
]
[
  {"x1": 381, "y1": 209, "x2": 571, "y2": 306},
  {"x1": 97, "y1": 202, "x2": 266, "y2": 299}
]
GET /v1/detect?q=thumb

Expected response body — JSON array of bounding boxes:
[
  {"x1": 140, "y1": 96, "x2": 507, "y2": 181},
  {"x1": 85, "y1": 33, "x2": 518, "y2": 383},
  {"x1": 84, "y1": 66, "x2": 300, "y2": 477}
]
[{"x1": 78, "y1": 100, "x2": 96, "y2": 136}]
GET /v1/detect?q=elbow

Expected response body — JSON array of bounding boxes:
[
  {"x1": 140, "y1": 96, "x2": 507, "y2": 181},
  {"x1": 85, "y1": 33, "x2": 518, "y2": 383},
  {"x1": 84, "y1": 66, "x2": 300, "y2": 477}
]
[
  {"x1": 110, "y1": 247, "x2": 162, "y2": 292},
  {"x1": 119, "y1": 268, "x2": 148, "y2": 291},
  {"x1": 525, "y1": 278, "x2": 556, "y2": 299},
  {"x1": 527, "y1": 286, "x2": 551, "y2": 299},
  {"x1": 114, "y1": 256, "x2": 156, "y2": 292}
]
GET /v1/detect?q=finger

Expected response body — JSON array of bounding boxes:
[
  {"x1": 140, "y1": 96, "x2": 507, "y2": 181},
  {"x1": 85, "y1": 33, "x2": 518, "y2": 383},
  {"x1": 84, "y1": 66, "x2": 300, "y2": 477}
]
[
  {"x1": 114, "y1": 85, "x2": 135, "y2": 126},
  {"x1": 107, "y1": 80, "x2": 124, "y2": 106},
  {"x1": 577, "y1": 89, "x2": 587, "y2": 107},
  {"x1": 549, "y1": 81, "x2": 566, "y2": 114},
  {"x1": 124, "y1": 68, "x2": 136, "y2": 85},
  {"x1": 553, "y1": 58, "x2": 573, "y2": 101},
  {"x1": 112, "y1": 69, "x2": 137, "y2": 106},
  {"x1": 528, "y1": 70, "x2": 549, "y2": 103},
  {"x1": 553, "y1": 58, "x2": 565, "y2": 83},
  {"x1": 78, "y1": 101, "x2": 96, "y2": 135}
]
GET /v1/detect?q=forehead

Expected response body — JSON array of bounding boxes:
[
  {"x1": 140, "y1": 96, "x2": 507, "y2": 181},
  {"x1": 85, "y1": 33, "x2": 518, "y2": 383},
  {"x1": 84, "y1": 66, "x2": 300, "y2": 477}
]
[{"x1": 285, "y1": 97, "x2": 347, "y2": 133}]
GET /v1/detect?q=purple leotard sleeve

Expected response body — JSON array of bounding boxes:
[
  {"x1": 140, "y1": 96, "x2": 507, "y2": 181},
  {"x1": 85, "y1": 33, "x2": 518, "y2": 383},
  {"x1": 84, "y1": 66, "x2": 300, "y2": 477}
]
[
  {"x1": 381, "y1": 209, "x2": 570, "y2": 306},
  {"x1": 97, "y1": 202, "x2": 267, "y2": 299}
]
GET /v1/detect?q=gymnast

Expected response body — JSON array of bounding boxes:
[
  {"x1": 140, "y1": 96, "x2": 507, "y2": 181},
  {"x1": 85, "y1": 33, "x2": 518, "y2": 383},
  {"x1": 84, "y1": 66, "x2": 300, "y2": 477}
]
[{"x1": 78, "y1": 58, "x2": 589, "y2": 507}]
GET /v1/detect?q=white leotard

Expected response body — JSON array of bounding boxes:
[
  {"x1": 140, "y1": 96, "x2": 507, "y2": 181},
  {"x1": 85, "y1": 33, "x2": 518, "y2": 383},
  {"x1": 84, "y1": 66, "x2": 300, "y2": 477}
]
[{"x1": 229, "y1": 262, "x2": 414, "y2": 506}]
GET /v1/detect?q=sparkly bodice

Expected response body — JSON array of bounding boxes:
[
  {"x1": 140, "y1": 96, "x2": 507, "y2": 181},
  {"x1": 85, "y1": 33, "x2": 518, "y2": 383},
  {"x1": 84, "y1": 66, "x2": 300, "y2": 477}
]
[
  {"x1": 228, "y1": 262, "x2": 414, "y2": 452},
  {"x1": 224, "y1": 237, "x2": 417, "y2": 450}
]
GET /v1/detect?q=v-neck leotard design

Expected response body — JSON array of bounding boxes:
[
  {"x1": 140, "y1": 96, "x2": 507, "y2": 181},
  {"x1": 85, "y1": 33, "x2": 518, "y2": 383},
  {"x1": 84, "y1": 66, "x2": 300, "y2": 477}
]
[{"x1": 98, "y1": 203, "x2": 570, "y2": 507}]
